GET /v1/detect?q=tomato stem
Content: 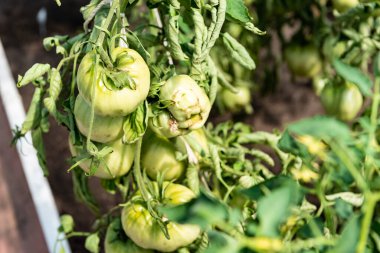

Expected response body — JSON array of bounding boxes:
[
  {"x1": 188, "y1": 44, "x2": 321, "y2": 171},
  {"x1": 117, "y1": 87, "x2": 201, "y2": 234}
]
[{"x1": 96, "y1": 0, "x2": 119, "y2": 47}]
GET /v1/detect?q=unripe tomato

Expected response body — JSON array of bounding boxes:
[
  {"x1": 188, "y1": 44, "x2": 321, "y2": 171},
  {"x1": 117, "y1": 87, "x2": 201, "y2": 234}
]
[
  {"x1": 159, "y1": 75, "x2": 211, "y2": 130},
  {"x1": 69, "y1": 137, "x2": 135, "y2": 179},
  {"x1": 149, "y1": 110, "x2": 188, "y2": 139},
  {"x1": 312, "y1": 75, "x2": 328, "y2": 96},
  {"x1": 332, "y1": 0, "x2": 359, "y2": 13},
  {"x1": 141, "y1": 130, "x2": 186, "y2": 181},
  {"x1": 74, "y1": 94, "x2": 123, "y2": 143},
  {"x1": 284, "y1": 44, "x2": 322, "y2": 78},
  {"x1": 219, "y1": 86, "x2": 253, "y2": 114},
  {"x1": 105, "y1": 218, "x2": 153, "y2": 253},
  {"x1": 77, "y1": 47, "x2": 150, "y2": 117},
  {"x1": 174, "y1": 128, "x2": 210, "y2": 162},
  {"x1": 121, "y1": 182, "x2": 201, "y2": 252},
  {"x1": 320, "y1": 81, "x2": 363, "y2": 121}
]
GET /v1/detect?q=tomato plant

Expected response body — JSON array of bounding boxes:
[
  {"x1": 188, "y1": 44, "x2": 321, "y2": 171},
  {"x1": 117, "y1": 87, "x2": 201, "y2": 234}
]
[{"x1": 12, "y1": 0, "x2": 380, "y2": 253}]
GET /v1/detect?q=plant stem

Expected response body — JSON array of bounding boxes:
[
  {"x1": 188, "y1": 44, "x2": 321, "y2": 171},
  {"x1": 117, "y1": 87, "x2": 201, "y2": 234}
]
[
  {"x1": 133, "y1": 138, "x2": 152, "y2": 202},
  {"x1": 329, "y1": 141, "x2": 368, "y2": 192},
  {"x1": 357, "y1": 192, "x2": 380, "y2": 253},
  {"x1": 96, "y1": 0, "x2": 119, "y2": 47}
]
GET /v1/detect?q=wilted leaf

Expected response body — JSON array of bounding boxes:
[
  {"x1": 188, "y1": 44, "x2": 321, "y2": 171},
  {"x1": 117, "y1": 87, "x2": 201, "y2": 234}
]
[
  {"x1": 17, "y1": 63, "x2": 50, "y2": 87},
  {"x1": 122, "y1": 101, "x2": 148, "y2": 144},
  {"x1": 222, "y1": 33, "x2": 255, "y2": 70}
]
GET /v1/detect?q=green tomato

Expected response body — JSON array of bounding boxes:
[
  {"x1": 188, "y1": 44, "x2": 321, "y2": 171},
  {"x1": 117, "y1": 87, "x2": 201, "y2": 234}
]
[
  {"x1": 141, "y1": 130, "x2": 186, "y2": 181},
  {"x1": 220, "y1": 86, "x2": 253, "y2": 114},
  {"x1": 77, "y1": 47, "x2": 150, "y2": 117},
  {"x1": 105, "y1": 218, "x2": 153, "y2": 253},
  {"x1": 69, "y1": 137, "x2": 135, "y2": 179},
  {"x1": 174, "y1": 128, "x2": 210, "y2": 162},
  {"x1": 149, "y1": 110, "x2": 188, "y2": 139},
  {"x1": 332, "y1": 0, "x2": 359, "y2": 13},
  {"x1": 320, "y1": 81, "x2": 363, "y2": 121},
  {"x1": 312, "y1": 76, "x2": 328, "y2": 96},
  {"x1": 284, "y1": 44, "x2": 322, "y2": 78},
  {"x1": 159, "y1": 75, "x2": 211, "y2": 130},
  {"x1": 121, "y1": 182, "x2": 201, "y2": 252},
  {"x1": 74, "y1": 94, "x2": 124, "y2": 143}
]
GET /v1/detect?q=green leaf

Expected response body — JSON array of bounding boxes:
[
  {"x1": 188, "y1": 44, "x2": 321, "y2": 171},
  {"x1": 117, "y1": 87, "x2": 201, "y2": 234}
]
[
  {"x1": 226, "y1": 0, "x2": 251, "y2": 23},
  {"x1": 59, "y1": 214, "x2": 74, "y2": 234},
  {"x1": 205, "y1": 231, "x2": 241, "y2": 253},
  {"x1": 160, "y1": 191, "x2": 229, "y2": 230},
  {"x1": 332, "y1": 59, "x2": 372, "y2": 96},
  {"x1": 334, "y1": 198, "x2": 353, "y2": 220},
  {"x1": 241, "y1": 175, "x2": 294, "y2": 200},
  {"x1": 32, "y1": 127, "x2": 49, "y2": 176},
  {"x1": 122, "y1": 101, "x2": 148, "y2": 144},
  {"x1": 286, "y1": 116, "x2": 353, "y2": 143},
  {"x1": 327, "y1": 215, "x2": 360, "y2": 253},
  {"x1": 222, "y1": 33, "x2": 255, "y2": 70},
  {"x1": 278, "y1": 130, "x2": 311, "y2": 159},
  {"x1": 80, "y1": 0, "x2": 102, "y2": 21},
  {"x1": 21, "y1": 88, "x2": 45, "y2": 135},
  {"x1": 85, "y1": 233, "x2": 100, "y2": 253},
  {"x1": 72, "y1": 169, "x2": 99, "y2": 213},
  {"x1": 125, "y1": 30, "x2": 151, "y2": 62},
  {"x1": 256, "y1": 179, "x2": 302, "y2": 237},
  {"x1": 17, "y1": 63, "x2": 50, "y2": 87}
]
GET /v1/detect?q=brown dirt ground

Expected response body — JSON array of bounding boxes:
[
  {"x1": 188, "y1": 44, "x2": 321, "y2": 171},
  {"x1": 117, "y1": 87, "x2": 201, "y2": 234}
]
[{"x1": 0, "y1": 1, "x2": 324, "y2": 252}]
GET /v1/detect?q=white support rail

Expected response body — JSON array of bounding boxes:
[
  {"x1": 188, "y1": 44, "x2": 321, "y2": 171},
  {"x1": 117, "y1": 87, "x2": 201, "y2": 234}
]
[{"x1": 0, "y1": 39, "x2": 71, "y2": 253}]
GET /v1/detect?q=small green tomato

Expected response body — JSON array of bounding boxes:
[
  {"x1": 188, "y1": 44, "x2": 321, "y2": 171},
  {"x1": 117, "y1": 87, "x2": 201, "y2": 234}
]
[
  {"x1": 74, "y1": 94, "x2": 124, "y2": 143},
  {"x1": 320, "y1": 81, "x2": 363, "y2": 121},
  {"x1": 77, "y1": 47, "x2": 150, "y2": 117},
  {"x1": 141, "y1": 130, "x2": 186, "y2": 181},
  {"x1": 220, "y1": 86, "x2": 253, "y2": 114},
  {"x1": 69, "y1": 137, "x2": 135, "y2": 179},
  {"x1": 284, "y1": 44, "x2": 322, "y2": 78},
  {"x1": 121, "y1": 182, "x2": 201, "y2": 252},
  {"x1": 105, "y1": 218, "x2": 153, "y2": 253},
  {"x1": 332, "y1": 0, "x2": 359, "y2": 13},
  {"x1": 159, "y1": 75, "x2": 211, "y2": 130}
]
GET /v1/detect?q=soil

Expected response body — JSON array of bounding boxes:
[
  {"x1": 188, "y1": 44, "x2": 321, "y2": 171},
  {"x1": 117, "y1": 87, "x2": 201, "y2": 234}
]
[{"x1": 0, "y1": 2, "x2": 324, "y2": 252}]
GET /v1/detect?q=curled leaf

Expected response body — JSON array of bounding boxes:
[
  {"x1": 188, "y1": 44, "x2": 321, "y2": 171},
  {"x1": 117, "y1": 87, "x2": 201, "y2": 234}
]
[{"x1": 222, "y1": 33, "x2": 255, "y2": 70}]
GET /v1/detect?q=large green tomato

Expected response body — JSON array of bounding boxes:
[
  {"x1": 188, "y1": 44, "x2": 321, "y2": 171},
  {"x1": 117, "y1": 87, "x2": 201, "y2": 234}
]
[
  {"x1": 284, "y1": 44, "x2": 322, "y2": 78},
  {"x1": 74, "y1": 94, "x2": 123, "y2": 143},
  {"x1": 141, "y1": 130, "x2": 186, "y2": 181},
  {"x1": 121, "y1": 182, "x2": 201, "y2": 252},
  {"x1": 159, "y1": 75, "x2": 211, "y2": 130},
  {"x1": 77, "y1": 47, "x2": 150, "y2": 117},
  {"x1": 220, "y1": 86, "x2": 253, "y2": 114},
  {"x1": 69, "y1": 137, "x2": 135, "y2": 179},
  {"x1": 332, "y1": 0, "x2": 359, "y2": 13},
  {"x1": 320, "y1": 81, "x2": 363, "y2": 121},
  {"x1": 105, "y1": 218, "x2": 153, "y2": 253}
]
